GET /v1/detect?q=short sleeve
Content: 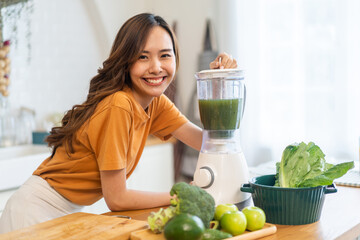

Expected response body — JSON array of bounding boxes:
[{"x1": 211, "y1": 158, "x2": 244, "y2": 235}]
[
  {"x1": 150, "y1": 95, "x2": 188, "y2": 140},
  {"x1": 87, "y1": 106, "x2": 131, "y2": 171}
]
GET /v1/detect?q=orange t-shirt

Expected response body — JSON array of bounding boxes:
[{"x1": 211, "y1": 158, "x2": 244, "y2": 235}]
[{"x1": 33, "y1": 87, "x2": 188, "y2": 205}]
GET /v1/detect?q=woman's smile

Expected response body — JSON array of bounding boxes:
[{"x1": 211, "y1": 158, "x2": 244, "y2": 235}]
[{"x1": 142, "y1": 76, "x2": 167, "y2": 85}]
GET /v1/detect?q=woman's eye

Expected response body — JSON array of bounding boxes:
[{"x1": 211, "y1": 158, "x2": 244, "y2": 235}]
[
  {"x1": 161, "y1": 53, "x2": 172, "y2": 58},
  {"x1": 139, "y1": 55, "x2": 147, "y2": 60}
]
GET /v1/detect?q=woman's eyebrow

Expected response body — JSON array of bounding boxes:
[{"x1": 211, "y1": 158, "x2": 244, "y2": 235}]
[
  {"x1": 142, "y1": 49, "x2": 173, "y2": 53},
  {"x1": 160, "y1": 49, "x2": 173, "y2": 52}
]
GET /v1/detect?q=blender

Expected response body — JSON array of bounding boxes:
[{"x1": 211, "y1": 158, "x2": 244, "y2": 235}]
[{"x1": 193, "y1": 69, "x2": 250, "y2": 206}]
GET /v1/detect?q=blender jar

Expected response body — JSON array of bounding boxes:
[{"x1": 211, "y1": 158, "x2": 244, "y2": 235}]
[{"x1": 196, "y1": 69, "x2": 245, "y2": 139}]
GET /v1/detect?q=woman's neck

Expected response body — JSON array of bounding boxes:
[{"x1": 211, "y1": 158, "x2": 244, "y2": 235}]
[{"x1": 130, "y1": 89, "x2": 154, "y2": 110}]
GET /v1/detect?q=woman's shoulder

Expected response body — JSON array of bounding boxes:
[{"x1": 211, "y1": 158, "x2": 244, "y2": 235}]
[
  {"x1": 151, "y1": 93, "x2": 174, "y2": 109},
  {"x1": 95, "y1": 90, "x2": 133, "y2": 113},
  {"x1": 111, "y1": 90, "x2": 133, "y2": 106}
]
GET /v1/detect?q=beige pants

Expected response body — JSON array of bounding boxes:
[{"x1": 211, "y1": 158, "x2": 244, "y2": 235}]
[{"x1": 0, "y1": 175, "x2": 83, "y2": 234}]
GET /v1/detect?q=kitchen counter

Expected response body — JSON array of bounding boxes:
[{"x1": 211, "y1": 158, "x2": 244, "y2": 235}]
[
  {"x1": 104, "y1": 185, "x2": 360, "y2": 240},
  {"x1": 0, "y1": 186, "x2": 359, "y2": 239}
]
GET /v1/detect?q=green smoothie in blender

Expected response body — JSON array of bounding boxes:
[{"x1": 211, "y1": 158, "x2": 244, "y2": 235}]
[{"x1": 198, "y1": 98, "x2": 243, "y2": 132}]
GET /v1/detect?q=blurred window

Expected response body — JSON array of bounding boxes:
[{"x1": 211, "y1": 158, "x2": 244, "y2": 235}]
[{"x1": 236, "y1": 0, "x2": 360, "y2": 165}]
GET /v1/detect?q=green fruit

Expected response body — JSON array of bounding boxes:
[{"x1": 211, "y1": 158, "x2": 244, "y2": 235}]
[
  {"x1": 242, "y1": 206, "x2": 266, "y2": 231},
  {"x1": 214, "y1": 204, "x2": 238, "y2": 221},
  {"x1": 164, "y1": 213, "x2": 205, "y2": 240},
  {"x1": 220, "y1": 211, "x2": 247, "y2": 236},
  {"x1": 201, "y1": 229, "x2": 232, "y2": 240}
]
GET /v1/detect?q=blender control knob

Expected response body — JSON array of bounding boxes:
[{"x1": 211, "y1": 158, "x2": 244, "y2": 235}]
[{"x1": 194, "y1": 166, "x2": 214, "y2": 189}]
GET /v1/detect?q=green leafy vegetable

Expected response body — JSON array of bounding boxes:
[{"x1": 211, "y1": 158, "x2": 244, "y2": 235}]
[
  {"x1": 148, "y1": 206, "x2": 176, "y2": 234},
  {"x1": 147, "y1": 182, "x2": 216, "y2": 233},
  {"x1": 275, "y1": 142, "x2": 354, "y2": 188},
  {"x1": 170, "y1": 182, "x2": 215, "y2": 228},
  {"x1": 298, "y1": 162, "x2": 354, "y2": 187}
]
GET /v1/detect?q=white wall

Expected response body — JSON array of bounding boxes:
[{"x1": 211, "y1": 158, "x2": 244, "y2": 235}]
[
  {"x1": 4, "y1": 0, "x2": 222, "y2": 127},
  {"x1": 6, "y1": 0, "x2": 103, "y2": 128}
]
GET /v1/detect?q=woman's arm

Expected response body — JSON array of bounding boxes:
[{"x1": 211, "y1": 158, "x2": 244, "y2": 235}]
[
  {"x1": 100, "y1": 169, "x2": 171, "y2": 211},
  {"x1": 172, "y1": 122, "x2": 203, "y2": 151}
]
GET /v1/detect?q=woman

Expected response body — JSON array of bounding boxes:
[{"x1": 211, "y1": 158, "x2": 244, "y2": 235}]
[{"x1": 0, "y1": 13, "x2": 237, "y2": 233}]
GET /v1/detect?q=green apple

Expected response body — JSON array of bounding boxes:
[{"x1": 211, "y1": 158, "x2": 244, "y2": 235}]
[
  {"x1": 220, "y1": 211, "x2": 247, "y2": 236},
  {"x1": 214, "y1": 203, "x2": 239, "y2": 221},
  {"x1": 242, "y1": 206, "x2": 266, "y2": 231}
]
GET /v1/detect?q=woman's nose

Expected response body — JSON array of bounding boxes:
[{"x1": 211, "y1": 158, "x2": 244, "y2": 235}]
[{"x1": 149, "y1": 58, "x2": 162, "y2": 74}]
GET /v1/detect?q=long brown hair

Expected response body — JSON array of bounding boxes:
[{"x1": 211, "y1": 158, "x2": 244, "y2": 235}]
[{"x1": 46, "y1": 13, "x2": 179, "y2": 157}]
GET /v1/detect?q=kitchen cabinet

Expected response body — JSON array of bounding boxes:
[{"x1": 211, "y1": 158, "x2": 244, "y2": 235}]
[{"x1": 0, "y1": 139, "x2": 174, "y2": 216}]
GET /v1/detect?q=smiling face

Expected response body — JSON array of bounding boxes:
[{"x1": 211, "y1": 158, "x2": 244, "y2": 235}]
[{"x1": 129, "y1": 26, "x2": 176, "y2": 109}]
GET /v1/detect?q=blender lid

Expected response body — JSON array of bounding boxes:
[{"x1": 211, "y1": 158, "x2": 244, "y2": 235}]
[{"x1": 195, "y1": 69, "x2": 244, "y2": 80}]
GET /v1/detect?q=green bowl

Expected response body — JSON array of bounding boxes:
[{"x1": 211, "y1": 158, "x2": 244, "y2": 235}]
[{"x1": 240, "y1": 174, "x2": 337, "y2": 225}]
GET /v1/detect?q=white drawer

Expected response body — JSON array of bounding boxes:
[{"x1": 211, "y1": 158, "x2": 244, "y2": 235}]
[{"x1": 0, "y1": 145, "x2": 51, "y2": 191}]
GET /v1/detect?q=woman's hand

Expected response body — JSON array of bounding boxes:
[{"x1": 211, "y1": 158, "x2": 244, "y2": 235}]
[{"x1": 209, "y1": 52, "x2": 237, "y2": 69}]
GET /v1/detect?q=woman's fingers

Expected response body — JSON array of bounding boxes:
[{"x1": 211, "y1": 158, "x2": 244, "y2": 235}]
[
  {"x1": 209, "y1": 60, "x2": 220, "y2": 69},
  {"x1": 230, "y1": 58, "x2": 238, "y2": 69},
  {"x1": 222, "y1": 55, "x2": 232, "y2": 68},
  {"x1": 209, "y1": 52, "x2": 237, "y2": 69}
]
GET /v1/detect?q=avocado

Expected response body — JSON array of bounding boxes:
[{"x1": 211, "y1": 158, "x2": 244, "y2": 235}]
[{"x1": 164, "y1": 213, "x2": 205, "y2": 240}]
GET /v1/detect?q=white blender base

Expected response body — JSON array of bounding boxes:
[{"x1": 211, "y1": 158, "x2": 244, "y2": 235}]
[{"x1": 193, "y1": 152, "x2": 251, "y2": 206}]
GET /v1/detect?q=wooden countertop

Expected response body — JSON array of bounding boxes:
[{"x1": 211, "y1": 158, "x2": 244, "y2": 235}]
[
  {"x1": 1, "y1": 186, "x2": 359, "y2": 239},
  {"x1": 104, "y1": 186, "x2": 360, "y2": 240},
  {"x1": 0, "y1": 212, "x2": 148, "y2": 240}
]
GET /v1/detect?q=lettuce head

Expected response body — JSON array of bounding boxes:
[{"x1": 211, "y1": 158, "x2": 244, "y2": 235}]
[{"x1": 274, "y1": 142, "x2": 354, "y2": 188}]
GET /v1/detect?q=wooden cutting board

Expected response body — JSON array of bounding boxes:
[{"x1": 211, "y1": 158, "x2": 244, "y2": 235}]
[
  {"x1": 0, "y1": 212, "x2": 148, "y2": 240},
  {"x1": 130, "y1": 223, "x2": 277, "y2": 240}
]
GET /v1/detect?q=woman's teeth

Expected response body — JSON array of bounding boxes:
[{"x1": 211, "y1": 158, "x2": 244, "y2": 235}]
[{"x1": 145, "y1": 77, "x2": 164, "y2": 84}]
